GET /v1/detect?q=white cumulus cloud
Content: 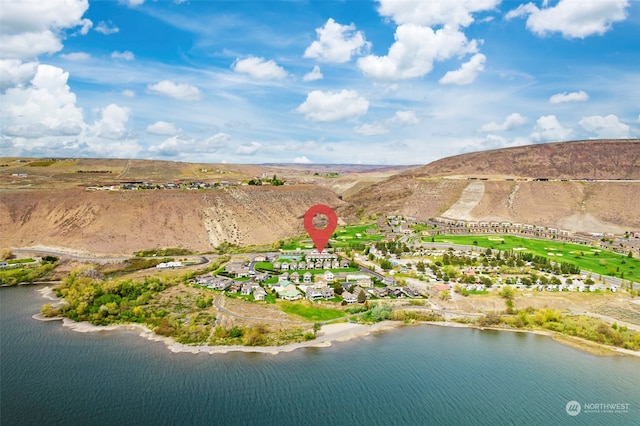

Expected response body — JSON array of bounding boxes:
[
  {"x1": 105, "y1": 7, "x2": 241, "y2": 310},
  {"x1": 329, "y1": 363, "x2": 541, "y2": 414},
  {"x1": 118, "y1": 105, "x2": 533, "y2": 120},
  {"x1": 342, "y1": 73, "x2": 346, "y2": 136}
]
[
  {"x1": 121, "y1": 89, "x2": 135, "y2": 98},
  {"x1": 0, "y1": 59, "x2": 38, "y2": 91},
  {"x1": 232, "y1": 56, "x2": 288, "y2": 80},
  {"x1": 530, "y1": 115, "x2": 573, "y2": 142},
  {"x1": 294, "y1": 156, "x2": 312, "y2": 164},
  {"x1": 392, "y1": 110, "x2": 419, "y2": 126},
  {"x1": 95, "y1": 20, "x2": 119, "y2": 35},
  {"x1": 479, "y1": 113, "x2": 527, "y2": 132},
  {"x1": 549, "y1": 90, "x2": 589, "y2": 104},
  {"x1": 148, "y1": 133, "x2": 230, "y2": 156},
  {"x1": 303, "y1": 65, "x2": 323, "y2": 82},
  {"x1": 148, "y1": 80, "x2": 201, "y2": 101},
  {"x1": 147, "y1": 121, "x2": 181, "y2": 136},
  {"x1": 376, "y1": 0, "x2": 501, "y2": 27},
  {"x1": 303, "y1": 18, "x2": 369, "y2": 63},
  {"x1": 91, "y1": 104, "x2": 130, "y2": 140},
  {"x1": 111, "y1": 50, "x2": 135, "y2": 61},
  {"x1": 0, "y1": 0, "x2": 91, "y2": 59},
  {"x1": 296, "y1": 89, "x2": 369, "y2": 122},
  {"x1": 235, "y1": 141, "x2": 262, "y2": 155},
  {"x1": 357, "y1": 24, "x2": 478, "y2": 80},
  {"x1": 579, "y1": 114, "x2": 630, "y2": 138},
  {"x1": 1, "y1": 64, "x2": 84, "y2": 136},
  {"x1": 439, "y1": 53, "x2": 486, "y2": 85},
  {"x1": 506, "y1": 0, "x2": 629, "y2": 39}
]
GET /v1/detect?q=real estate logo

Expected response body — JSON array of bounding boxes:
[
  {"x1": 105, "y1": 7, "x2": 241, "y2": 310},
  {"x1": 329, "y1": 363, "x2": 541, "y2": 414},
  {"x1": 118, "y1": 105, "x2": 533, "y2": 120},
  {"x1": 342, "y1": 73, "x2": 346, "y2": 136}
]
[
  {"x1": 566, "y1": 400, "x2": 581, "y2": 416},
  {"x1": 565, "y1": 400, "x2": 631, "y2": 416}
]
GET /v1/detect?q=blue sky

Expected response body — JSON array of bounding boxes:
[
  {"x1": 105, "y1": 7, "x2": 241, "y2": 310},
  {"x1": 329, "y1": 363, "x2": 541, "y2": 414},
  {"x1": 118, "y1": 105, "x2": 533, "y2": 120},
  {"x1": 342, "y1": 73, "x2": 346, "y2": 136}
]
[{"x1": 1, "y1": 0, "x2": 638, "y2": 165}]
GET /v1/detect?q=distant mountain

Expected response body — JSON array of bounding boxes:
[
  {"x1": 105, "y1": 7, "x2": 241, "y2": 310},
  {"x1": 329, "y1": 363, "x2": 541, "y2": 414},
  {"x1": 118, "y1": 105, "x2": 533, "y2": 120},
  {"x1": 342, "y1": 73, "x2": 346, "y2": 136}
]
[
  {"x1": 345, "y1": 140, "x2": 640, "y2": 233},
  {"x1": 406, "y1": 139, "x2": 640, "y2": 180}
]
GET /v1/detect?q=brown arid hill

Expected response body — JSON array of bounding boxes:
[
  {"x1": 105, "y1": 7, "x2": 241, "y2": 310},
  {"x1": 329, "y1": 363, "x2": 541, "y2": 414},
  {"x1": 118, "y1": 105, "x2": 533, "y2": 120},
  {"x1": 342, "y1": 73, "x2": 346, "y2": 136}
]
[
  {"x1": 406, "y1": 139, "x2": 640, "y2": 180},
  {"x1": 2, "y1": 139, "x2": 639, "y2": 255},
  {"x1": 0, "y1": 186, "x2": 347, "y2": 256},
  {"x1": 345, "y1": 140, "x2": 640, "y2": 233}
]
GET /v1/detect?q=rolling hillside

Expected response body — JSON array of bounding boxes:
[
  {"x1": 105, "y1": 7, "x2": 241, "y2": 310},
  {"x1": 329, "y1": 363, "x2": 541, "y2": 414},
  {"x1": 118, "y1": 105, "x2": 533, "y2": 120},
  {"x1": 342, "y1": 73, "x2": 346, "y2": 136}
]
[
  {"x1": 1, "y1": 139, "x2": 639, "y2": 255},
  {"x1": 345, "y1": 139, "x2": 640, "y2": 233}
]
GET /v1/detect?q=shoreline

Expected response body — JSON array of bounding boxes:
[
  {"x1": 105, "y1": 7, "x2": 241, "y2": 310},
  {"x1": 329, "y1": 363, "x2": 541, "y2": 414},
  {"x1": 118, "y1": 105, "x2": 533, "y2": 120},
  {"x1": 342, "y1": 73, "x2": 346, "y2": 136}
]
[{"x1": 32, "y1": 286, "x2": 640, "y2": 358}]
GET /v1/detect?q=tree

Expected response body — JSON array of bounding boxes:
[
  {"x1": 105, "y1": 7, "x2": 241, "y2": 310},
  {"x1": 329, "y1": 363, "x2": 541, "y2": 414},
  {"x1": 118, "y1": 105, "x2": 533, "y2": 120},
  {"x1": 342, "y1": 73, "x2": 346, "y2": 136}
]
[
  {"x1": 357, "y1": 289, "x2": 366, "y2": 304},
  {"x1": 379, "y1": 258, "x2": 393, "y2": 271},
  {"x1": 499, "y1": 286, "x2": 515, "y2": 300},
  {"x1": 439, "y1": 290, "x2": 450, "y2": 301},
  {"x1": 332, "y1": 282, "x2": 343, "y2": 295},
  {"x1": 0, "y1": 249, "x2": 12, "y2": 261},
  {"x1": 370, "y1": 303, "x2": 392, "y2": 322}
]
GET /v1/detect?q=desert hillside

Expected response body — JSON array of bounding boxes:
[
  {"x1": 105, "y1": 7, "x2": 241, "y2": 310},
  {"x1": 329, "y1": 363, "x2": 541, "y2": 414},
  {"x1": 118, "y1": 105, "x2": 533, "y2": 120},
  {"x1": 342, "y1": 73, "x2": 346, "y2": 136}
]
[
  {"x1": 346, "y1": 140, "x2": 640, "y2": 233},
  {"x1": 2, "y1": 139, "x2": 639, "y2": 255},
  {"x1": 0, "y1": 186, "x2": 346, "y2": 256},
  {"x1": 407, "y1": 139, "x2": 640, "y2": 179}
]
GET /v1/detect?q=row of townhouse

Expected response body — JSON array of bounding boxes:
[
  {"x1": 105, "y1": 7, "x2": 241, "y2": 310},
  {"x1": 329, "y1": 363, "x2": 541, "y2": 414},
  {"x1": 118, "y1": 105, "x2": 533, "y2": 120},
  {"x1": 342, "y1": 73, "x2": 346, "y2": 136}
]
[
  {"x1": 273, "y1": 258, "x2": 349, "y2": 271},
  {"x1": 431, "y1": 218, "x2": 574, "y2": 239}
]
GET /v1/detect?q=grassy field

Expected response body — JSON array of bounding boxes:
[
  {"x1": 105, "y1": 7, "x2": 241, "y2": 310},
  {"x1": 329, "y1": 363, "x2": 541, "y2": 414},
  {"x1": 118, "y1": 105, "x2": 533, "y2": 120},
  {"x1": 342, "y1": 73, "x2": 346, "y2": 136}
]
[
  {"x1": 278, "y1": 301, "x2": 344, "y2": 322},
  {"x1": 430, "y1": 234, "x2": 639, "y2": 282},
  {"x1": 334, "y1": 224, "x2": 384, "y2": 245},
  {"x1": 281, "y1": 223, "x2": 383, "y2": 251}
]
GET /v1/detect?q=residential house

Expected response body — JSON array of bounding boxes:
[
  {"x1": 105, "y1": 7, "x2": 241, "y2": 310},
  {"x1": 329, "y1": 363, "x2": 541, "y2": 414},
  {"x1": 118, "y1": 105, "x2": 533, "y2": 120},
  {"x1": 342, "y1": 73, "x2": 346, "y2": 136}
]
[
  {"x1": 226, "y1": 262, "x2": 250, "y2": 278},
  {"x1": 290, "y1": 272, "x2": 300, "y2": 283},
  {"x1": 372, "y1": 287, "x2": 389, "y2": 298},
  {"x1": 277, "y1": 284, "x2": 302, "y2": 301},
  {"x1": 241, "y1": 283, "x2": 254, "y2": 296},
  {"x1": 228, "y1": 282, "x2": 242, "y2": 293},
  {"x1": 303, "y1": 272, "x2": 313, "y2": 284},
  {"x1": 402, "y1": 287, "x2": 420, "y2": 297},
  {"x1": 253, "y1": 287, "x2": 267, "y2": 301},
  {"x1": 278, "y1": 272, "x2": 290, "y2": 283},
  {"x1": 382, "y1": 277, "x2": 396, "y2": 286},
  {"x1": 352, "y1": 286, "x2": 370, "y2": 300},
  {"x1": 324, "y1": 270, "x2": 335, "y2": 282},
  {"x1": 342, "y1": 291, "x2": 358, "y2": 303},
  {"x1": 321, "y1": 286, "x2": 334, "y2": 299},
  {"x1": 388, "y1": 287, "x2": 404, "y2": 298},
  {"x1": 157, "y1": 261, "x2": 182, "y2": 269},
  {"x1": 306, "y1": 286, "x2": 324, "y2": 301}
]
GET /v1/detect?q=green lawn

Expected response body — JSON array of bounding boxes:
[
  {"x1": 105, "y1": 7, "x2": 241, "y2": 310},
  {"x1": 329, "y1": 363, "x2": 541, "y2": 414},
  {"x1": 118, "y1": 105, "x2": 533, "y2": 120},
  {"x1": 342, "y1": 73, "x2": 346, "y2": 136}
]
[
  {"x1": 280, "y1": 224, "x2": 383, "y2": 251},
  {"x1": 429, "y1": 235, "x2": 639, "y2": 282},
  {"x1": 279, "y1": 302, "x2": 345, "y2": 322}
]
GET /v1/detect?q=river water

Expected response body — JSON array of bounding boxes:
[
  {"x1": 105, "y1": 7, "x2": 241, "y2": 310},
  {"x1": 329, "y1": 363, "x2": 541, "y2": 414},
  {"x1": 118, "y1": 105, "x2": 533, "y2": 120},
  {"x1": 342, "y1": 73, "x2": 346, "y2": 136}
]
[{"x1": 1, "y1": 285, "x2": 639, "y2": 425}]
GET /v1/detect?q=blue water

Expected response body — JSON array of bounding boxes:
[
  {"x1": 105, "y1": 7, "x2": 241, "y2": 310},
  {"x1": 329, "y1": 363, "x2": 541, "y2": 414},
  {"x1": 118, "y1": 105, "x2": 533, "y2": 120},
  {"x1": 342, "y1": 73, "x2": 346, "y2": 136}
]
[{"x1": 1, "y1": 285, "x2": 639, "y2": 426}]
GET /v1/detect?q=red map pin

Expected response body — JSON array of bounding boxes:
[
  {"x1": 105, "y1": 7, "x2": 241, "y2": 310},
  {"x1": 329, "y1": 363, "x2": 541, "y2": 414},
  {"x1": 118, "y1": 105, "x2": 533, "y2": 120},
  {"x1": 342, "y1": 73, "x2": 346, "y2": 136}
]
[{"x1": 304, "y1": 204, "x2": 338, "y2": 253}]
